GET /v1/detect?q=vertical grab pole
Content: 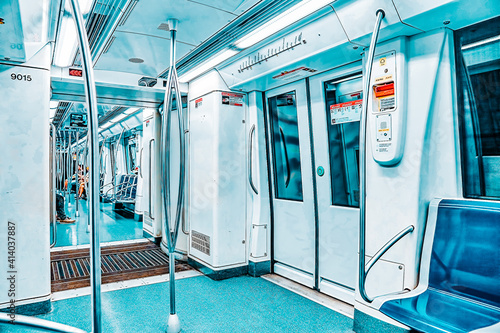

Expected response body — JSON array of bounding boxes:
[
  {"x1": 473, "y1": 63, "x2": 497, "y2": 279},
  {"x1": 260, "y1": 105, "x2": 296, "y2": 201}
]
[
  {"x1": 68, "y1": 131, "x2": 72, "y2": 199},
  {"x1": 63, "y1": 132, "x2": 67, "y2": 195},
  {"x1": 50, "y1": 124, "x2": 57, "y2": 248},
  {"x1": 75, "y1": 131, "x2": 80, "y2": 217},
  {"x1": 359, "y1": 9, "x2": 385, "y2": 304},
  {"x1": 68, "y1": 0, "x2": 102, "y2": 331},
  {"x1": 160, "y1": 18, "x2": 185, "y2": 333},
  {"x1": 67, "y1": 132, "x2": 72, "y2": 196}
]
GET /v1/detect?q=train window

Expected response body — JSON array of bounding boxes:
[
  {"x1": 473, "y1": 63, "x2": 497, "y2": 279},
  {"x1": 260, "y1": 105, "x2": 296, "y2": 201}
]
[
  {"x1": 324, "y1": 76, "x2": 363, "y2": 207},
  {"x1": 268, "y1": 92, "x2": 304, "y2": 201},
  {"x1": 125, "y1": 135, "x2": 137, "y2": 173},
  {"x1": 456, "y1": 17, "x2": 500, "y2": 199}
]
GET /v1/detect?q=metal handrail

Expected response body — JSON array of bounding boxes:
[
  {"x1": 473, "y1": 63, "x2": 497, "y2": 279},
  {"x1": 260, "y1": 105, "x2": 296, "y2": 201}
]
[
  {"x1": 148, "y1": 138, "x2": 155, "y2": 219},
  {"x1": 100, "y1": 181, "x2": 115, "y2": 193},
  {"x1": 248, "y1": 124, "x2": 258, "y2": 194},
  {"x1": 0, "y1": 313, "x2": 86, "y2": 333},
  {"x1": 365, "y1": 225, "x2": 415, "y2": 276},
  {"x1": 108, "y1": 179, "x2": 137, "y2": 202},
  {"x1": 110, "y1": 129, "x2": 125, "y2": 191},
  {"x1": 69, "y1": 0, "x2": 102, "y2": 332},
  {"x1": 104, "y1": 177, "x2": 135, "y2": 197},
  {"x1": 159, "y1": 19, "x2": 185, "y2": 332},
  {"x1": 139, "y1": 147, "x2": 143, "y2": 178},
  {"x1": 66, "y1": 131, "x2": 72, "y2": 196},
  {"x1": 75, "y1": 131, "x2": 80, "y2": 217},
  {"x1": 98, "y1": 135, "x2": 107, "y2": 174},
  {"x1": 50, "y1": 124, "x2": 57, "y2": 248},
  {"x1": 359, "y1": 9, "x2": 385, "y2": 304},
  {"x1": 279, "y1": 127, "x2": 290, "y2": 188}
]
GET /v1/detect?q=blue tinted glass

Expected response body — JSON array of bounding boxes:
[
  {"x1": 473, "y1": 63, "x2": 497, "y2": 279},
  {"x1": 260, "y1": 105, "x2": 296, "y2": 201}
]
[
  {"x1": 324, "y1": 76, "x2": 363, "y2": 207},
  {"x1": 457, "y1": 18, "x2": 500, "y2": 199},
  {"x1": 268, "y1": 92, "x2": 303, "y2": 201}
]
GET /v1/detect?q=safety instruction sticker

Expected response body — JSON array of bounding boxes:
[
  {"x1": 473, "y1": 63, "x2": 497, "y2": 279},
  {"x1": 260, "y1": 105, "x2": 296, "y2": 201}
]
[
  {"x1": 378, "y1": 96, "x2": 395, "y2": 111},
  {"x1": 222, "y1": 92, "x2": 244, "y2": 107},
  {"x1": 330, "y1": 99, "x2": 362, "y2": 125},
  {"x1": 195, "y1": 98, "x2": 203, "y2": 108}
]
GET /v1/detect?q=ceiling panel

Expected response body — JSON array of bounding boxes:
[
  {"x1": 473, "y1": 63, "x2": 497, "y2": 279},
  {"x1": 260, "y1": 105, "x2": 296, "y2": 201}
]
[
  {"x1": 95, "y1": 0, "x2": 257, "y2": 76},
  {"x1": 190, "y1": 0, "x2": 261, "y2": 15},
  {"x1": 95, "y1": 30, "x2": 193, "y2": 76},
  {"x1": 116, "y1": 0, "x2": 239, "y2": 45}
]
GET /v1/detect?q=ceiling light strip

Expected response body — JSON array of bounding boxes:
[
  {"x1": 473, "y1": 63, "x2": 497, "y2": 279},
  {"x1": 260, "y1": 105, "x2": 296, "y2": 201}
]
[{"x1": 158, "y1": 0, "x2": 300, "y2": 79}]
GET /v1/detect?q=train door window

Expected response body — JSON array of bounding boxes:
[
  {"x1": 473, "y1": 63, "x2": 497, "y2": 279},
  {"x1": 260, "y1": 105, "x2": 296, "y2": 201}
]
[
  {"x1": 456, "y1": 17, "x2": 500, "y2": 199},
  {"x1": 125, "y1": 136, "x2": 137, "y2": 173},
  {"x1": 110, "y1": 142, "x2": 118, "y2": 177},
  {"x1": 268, "y1": 92, "x2": 303, "y2": 201},
  {"x1": 324, "y1": 76, "x2": 363, "y2": 207}
]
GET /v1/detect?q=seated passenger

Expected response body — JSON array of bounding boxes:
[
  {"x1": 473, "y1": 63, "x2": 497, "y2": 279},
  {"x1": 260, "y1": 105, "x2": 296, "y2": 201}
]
[
  {"x1": 56, "y1": 193, "x2": 75, "y2": 223},
  {"x1": 77, "y1": 166, "x2": 89, "y2": 200}
]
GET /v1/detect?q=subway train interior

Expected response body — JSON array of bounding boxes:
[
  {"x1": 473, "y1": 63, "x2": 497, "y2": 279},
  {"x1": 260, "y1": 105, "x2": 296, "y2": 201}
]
[{"x1": 0, "y1": 0, "x2": 499, "y2": 332}]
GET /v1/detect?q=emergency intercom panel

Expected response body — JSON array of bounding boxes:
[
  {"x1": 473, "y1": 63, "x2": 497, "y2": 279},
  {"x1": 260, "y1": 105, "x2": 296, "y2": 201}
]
[{"x1": 366, "y1": 37, "x2": 407, "y2": 166}]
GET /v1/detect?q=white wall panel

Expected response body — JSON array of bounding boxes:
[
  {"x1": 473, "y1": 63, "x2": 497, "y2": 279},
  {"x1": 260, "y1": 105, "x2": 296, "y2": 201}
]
[{"x1": 0, "y1": 44, "x2": 51, "y2": 309}]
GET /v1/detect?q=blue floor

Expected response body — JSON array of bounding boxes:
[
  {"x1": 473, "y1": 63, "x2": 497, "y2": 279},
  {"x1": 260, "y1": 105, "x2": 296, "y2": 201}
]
[
  {"x1": 52, "y1": 194, "x2": 144, "y2": 247},
  {"x1": 6, "y1": 275, "x2": 354, "y2": 332}
]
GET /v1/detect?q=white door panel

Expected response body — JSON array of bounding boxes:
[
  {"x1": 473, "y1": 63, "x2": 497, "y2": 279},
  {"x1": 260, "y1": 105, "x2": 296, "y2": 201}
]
[
  {"x1": 266, "y1": 67, "x2": 362, "y2": 302},
  {"x1": 273, "y1": 199, "x2": 315, "y2": 274},
  {"x1": 266, "y1": 81, "x2": 315, "y2": 284},
  {"x1": 309, "y1": 66, "x2": 362, "y2": 304}
]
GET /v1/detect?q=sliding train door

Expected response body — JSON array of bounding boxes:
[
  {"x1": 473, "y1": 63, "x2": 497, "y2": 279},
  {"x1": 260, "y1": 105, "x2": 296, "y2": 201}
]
[
  {"x1": 266, "y1": 67, "x2": 362, "y2": 304},
  {"x1": 310, "y1": 69, "x2": 362, "y2": 304},
  {"x1": 266, "y1": 82, "x2": 316, "y2": 287}
]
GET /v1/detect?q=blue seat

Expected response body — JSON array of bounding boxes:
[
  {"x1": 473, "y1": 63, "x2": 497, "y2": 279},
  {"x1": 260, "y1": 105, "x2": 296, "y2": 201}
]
[
  {"x1": 114, "y1": 174, "x2": 137, "y2": 203},
  {"x1": 380, "y1": 199, "x2": 500, "y2": 333}
]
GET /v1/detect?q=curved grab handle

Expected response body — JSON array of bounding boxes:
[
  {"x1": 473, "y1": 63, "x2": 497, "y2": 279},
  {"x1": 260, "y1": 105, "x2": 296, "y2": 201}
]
[
  {"x1": 248, "y1": 124, "x2": 259, "y2": 194},
  {"x1": 279, "y1": 126, "x2": 291, "y2": 188},
  {"x1": 362, "y1": 225, "x2": 414, "y2": 303},
  {"x1": 0, "y1": 312, "x2": 87, "y2": 333},
  {"x1": 139, "y1": 147, "x2": 143, "y2": 178},
  {"x1": 365, "y1": 225, "x2": 414, "y2": 276},
  {"x1": 148, "y1": 138, "x2": 155, "y2": 219},
  {"x1": 359, "y1": 9, "x2": 386, "y2": 304},
  {"x1": 50, "y1": 124, "x2": 57, "y2": 248}
]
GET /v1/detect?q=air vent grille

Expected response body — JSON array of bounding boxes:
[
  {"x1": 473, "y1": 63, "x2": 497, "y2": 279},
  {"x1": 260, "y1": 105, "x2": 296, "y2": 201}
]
[
  {"x1": 99, "y1": 106, "x2": 126, "y2": 125},
  {"x1": 53, "y1": 102, "x2": 72, "y2": 129},
  {"x1": 118, "y1": 0, "x2": 138, "y2": 26},
  {"x1": 102, "y1": 36, "x2": 116, "y2": 54},
  {"x1": 191, "y1": 230, "x2": 210, "y2": 256},
  {"x1": 157, "y1": 22, "x2": 170, "y2": 32}
]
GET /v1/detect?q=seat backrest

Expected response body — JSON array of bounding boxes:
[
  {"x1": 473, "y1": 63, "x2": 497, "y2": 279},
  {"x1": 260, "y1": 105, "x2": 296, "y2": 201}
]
[
  {"x1": 430, "y1": 199, "x2": 500, "y2": 308},
  {"x1": 128, "y1": 175, "x2": 137, "y2": 199},
  {"x1": 115, "y1": 175, "x2": 128, "y2": 196}
]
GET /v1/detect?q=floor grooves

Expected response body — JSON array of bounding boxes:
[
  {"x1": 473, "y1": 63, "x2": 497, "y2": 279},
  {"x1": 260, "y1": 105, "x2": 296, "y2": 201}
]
[{"x1": 50, "y1": 241, "x2": 192, "y2": 292}]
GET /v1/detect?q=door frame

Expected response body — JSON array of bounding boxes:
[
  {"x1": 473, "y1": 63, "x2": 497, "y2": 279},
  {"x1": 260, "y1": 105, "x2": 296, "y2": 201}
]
[{"x1": 263, "y1": 60, "x2": 364, "y2": 302}]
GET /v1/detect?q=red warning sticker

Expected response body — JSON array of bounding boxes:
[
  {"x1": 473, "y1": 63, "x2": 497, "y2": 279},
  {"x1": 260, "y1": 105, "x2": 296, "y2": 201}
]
[
  {"x1": 195, "y1": 98, "x2": 203, "y2": 108},
  {"x1": 272, "y1": 67, "x2": 317, "y2": 80},
  {"x1": 222, "y1": 92, "x2": 244, "y2": 107},
  {"x1": 69, "y1": 68, "x2": 83, "y2": 77},
  {"x1": 330, "y1": 99, "x2": 363, "y2": 125}
]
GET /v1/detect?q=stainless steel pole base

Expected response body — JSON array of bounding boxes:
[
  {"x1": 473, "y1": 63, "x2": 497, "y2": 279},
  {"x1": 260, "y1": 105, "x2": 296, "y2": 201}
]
[{"x1": 166, "y1": 314, "x2": 181, "y2": 333}]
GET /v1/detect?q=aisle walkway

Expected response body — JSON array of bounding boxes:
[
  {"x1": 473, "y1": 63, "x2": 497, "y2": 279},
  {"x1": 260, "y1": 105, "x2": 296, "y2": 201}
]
[
  {"x1": 52, "y1": 194, "x2": 143, "y2": 247},
  {"x1": 28, "y1": 275, "x2": 354, "y2": 333}
]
